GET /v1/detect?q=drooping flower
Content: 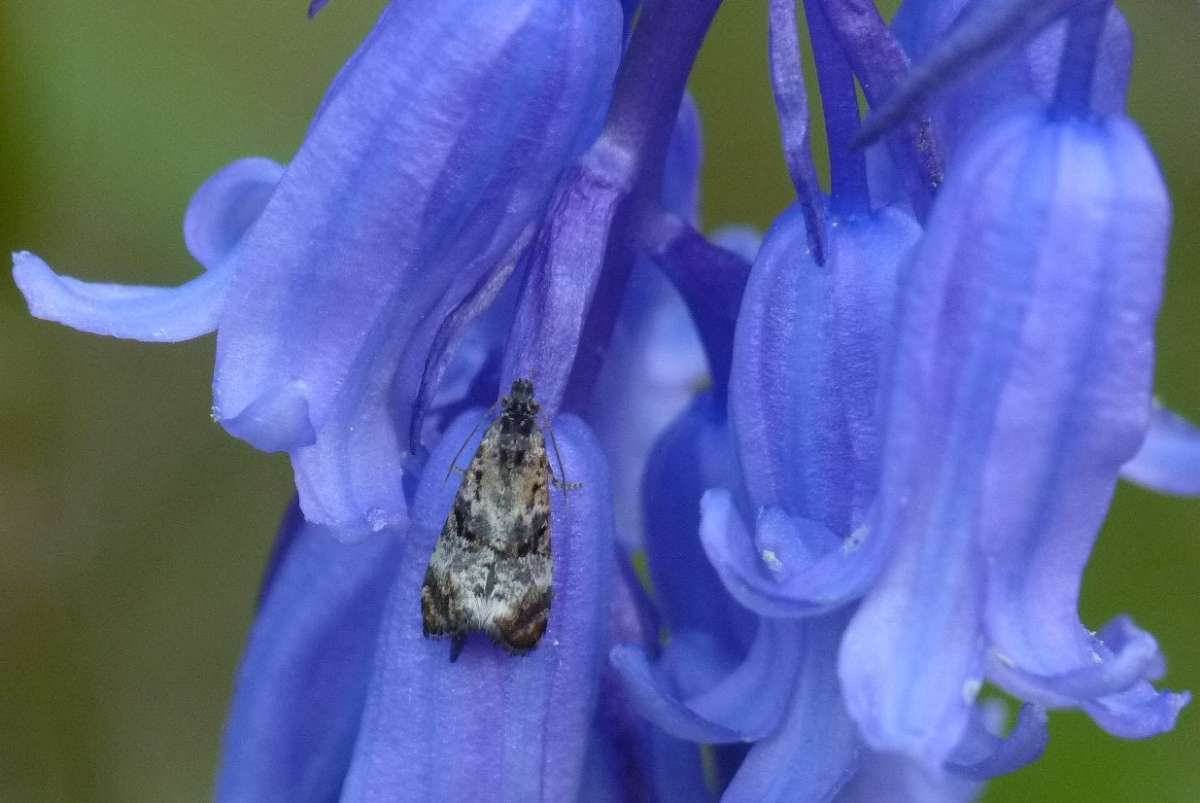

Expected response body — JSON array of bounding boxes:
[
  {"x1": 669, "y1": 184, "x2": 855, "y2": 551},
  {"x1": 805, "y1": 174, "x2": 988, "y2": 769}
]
[
  {"x1": 838, "y1": 0, "x2": 1189, "y2": 768},
  {"x1": 17, "y1": 0, "x2": 623, "y2": 535}
]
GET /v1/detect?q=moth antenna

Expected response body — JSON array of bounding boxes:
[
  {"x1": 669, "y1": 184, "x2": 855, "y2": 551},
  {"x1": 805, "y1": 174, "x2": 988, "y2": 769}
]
[
  {"x1": 444, "y1": 399, "x2": 500, "y2": 484},
  {"x1": 545, "y1": 420, "x2": 582, "y2": 492}
]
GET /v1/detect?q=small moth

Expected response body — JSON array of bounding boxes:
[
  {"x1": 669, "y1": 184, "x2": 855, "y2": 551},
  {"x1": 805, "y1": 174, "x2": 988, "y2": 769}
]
[{"x1": 421, "y1": 378, "x2": 573, "y2": 662}]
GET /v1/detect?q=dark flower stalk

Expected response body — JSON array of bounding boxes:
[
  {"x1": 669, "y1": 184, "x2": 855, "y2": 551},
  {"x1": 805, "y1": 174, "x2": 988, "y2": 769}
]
[{"x1": 500, "y1": 0, "x2": 726, "y2": 418}]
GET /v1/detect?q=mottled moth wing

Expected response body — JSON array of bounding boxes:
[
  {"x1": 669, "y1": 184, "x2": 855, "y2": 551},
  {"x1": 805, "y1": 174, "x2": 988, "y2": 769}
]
[{"x1": 421, "y1": 380, "x2": 554, "y2": 661}]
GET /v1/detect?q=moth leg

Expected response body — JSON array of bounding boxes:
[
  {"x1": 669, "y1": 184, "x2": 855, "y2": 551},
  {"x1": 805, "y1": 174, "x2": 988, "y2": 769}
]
[
  {"x1": 449, "y1": 633, "x2": 468, "y2": 663},
  {"x1": 552, "y1": 476, "x2": 584, "y2": 491}
]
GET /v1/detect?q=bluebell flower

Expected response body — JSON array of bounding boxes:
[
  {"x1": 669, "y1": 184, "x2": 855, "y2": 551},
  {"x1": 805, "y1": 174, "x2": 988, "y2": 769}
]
[
  {"x1": 217, "y1": 502, "x2": 400, "y2": 802},
  {"x1": 13, "y1": 0, "x2": 1197, "y2": 799},
  {"x1": 838, "y1": 0, "x2": 1189, "y2": 768},
  {"x1": 17, "y1": 0, "x2": 622, "y2": 535}
]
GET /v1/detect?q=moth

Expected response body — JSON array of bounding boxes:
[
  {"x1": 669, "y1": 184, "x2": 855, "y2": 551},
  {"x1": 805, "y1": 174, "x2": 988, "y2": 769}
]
[{"x1": 421, "y1": 378, "x2": 574, "y2": 662}]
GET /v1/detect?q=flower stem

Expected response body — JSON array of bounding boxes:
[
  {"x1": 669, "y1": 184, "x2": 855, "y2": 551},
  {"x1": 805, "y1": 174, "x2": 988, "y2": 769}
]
[
  {"x1": 805, "y1": 0, "x2": 869, "y2": 215},
  {"x1": 769, "y1": 0, "x2": 827, "y2": 262},
  {"x1": 1053, "y1": 3, "x2": 1109, "y2": 117},
  {"x1": 601, "y1": 0, "x2": 726, "y2": 196},
  {"x1": 555, "y1": 0, "x2": 728, "y2": 412},
  {"x1": 819, "y1": 0, "x2": 943, "y2": 213}
]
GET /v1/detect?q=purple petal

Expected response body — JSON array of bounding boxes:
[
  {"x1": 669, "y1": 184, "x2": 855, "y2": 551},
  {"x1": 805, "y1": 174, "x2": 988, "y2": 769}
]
[
  {"x1": 1082, "y1": 684, "x2": 1191, "y2": 740},
  {"x1": 583, "y1": 717, "x2": 711, "y2": 803},
  {"x1": 588, "y1": 258, "x2": 706, "y2": 548},
  {"x1": 184, "y1": 157, "x2": 283, "y2": 271},
  {"x1": 641, "y1": 394, "x2": 753, "y2": 652},
  {"x1": 699, "y1": 489, "x2": 892, "y2": 618},
  {"x1": 988, "y1": 617, "x2": 1189, "y2": 737},
  {"x1": 723, "y1": 614, "x2": 861, "y2": 803},
  {"x1": 220, "y1": 380, "x2": 316, "y2": 453},
  {"x1": 831, "y1": 118, "x2": 1035, "y2": 759},
  {"x1": 990, "y1": 616, "x2": 1163, "y2": 704},
  {"x1": 832, "y1": 109, "x2": 1075, "y2": 767},
  {"x1": 585, "y1": 557, "x2": 711, "y2": 803},
  {"x1": 212, "y1": 0, "x2": 621, "y2": 531},
  {"x1": 837, "y1": 752, "x2": 978, "y2": 803},
  {"x1": 611, "y1": 617, "x2": 803, "y2": 744},
  {"x1": 610, "y1": 644, "x2": 746, "y2": 744},
  {"x1": 645, "y1": 218, "x2": 751, "y2": 396},
  {"x1": 944, "y1": 701, "x2": 1048, "y2": 780},
  {"x1": 341, "y1": 414, "x2": 614, "y2": 801},
  {"x1": 408, "y1": 226, "x2": 533, "y2": 450},
  {"x1": 216, "y1": 502, "x2": 402, "y2": 803},
  {"x1": 856, "y1": 100, "x2": 1181, "y2": 762},
  {"x1": 710, "y1": 224, "x2": 762, "y2": 263},
  {"x1": 976, "y1": 114, "x2": 1181, "y2": 736},
  {"x1": 1120, "y1": 401, "x2": 1200, "y2": 496},
  {"x1": 662, "y1": 92, "x2": 704, "y2": 225},
  {"x1": 729, "y1": 204, "x2": 921, "y2": 533},
  {"x1": 13, "y1": 157, "x2": 279, "y2": 343},
  {"x1": 13, "y1": 250, "x2": 234, "y2": 342},
  {"x1": 592, "y1": 556, "x2": 705, "y2": 801},
  {"x1": 837, "y1": 505, "x2": 987, "y2": 768},
  {"x1": 307, "y1": 0, "x2": 330, "y2": 18}
]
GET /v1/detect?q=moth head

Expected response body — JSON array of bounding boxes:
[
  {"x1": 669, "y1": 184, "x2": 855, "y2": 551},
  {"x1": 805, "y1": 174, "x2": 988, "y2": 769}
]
[{"x1": 504, "y1": 378, "x2": 540, "y2": 418}]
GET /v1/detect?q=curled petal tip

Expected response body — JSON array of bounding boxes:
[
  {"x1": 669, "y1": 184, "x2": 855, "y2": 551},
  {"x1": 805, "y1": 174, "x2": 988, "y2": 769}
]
[
  {"x1": 13, "y1": 250, "x2": 230, "y2": 342},
  {"x1": 611, "y1": 618, "x2": 799, "y2": 745},
  {"x1": 184, "y1": 156, "x2": 282, "y2": 270},
  {"x1": 946, "y1": 703, "x2": 1048, "y2": 780},
  {"x1": 699, "y1": 489, "x2": 885, "y2": 618},
  {"x1": 1121, "y1": 402, "x2": 1200, "y2": 497},
  {"x1": 12, "y1": 156, "x2": 278, "y2": 344},
  {"x1": 609, "y1": 645, "x2": 748, "y2": 744},
  {"x1": 988, "y1": 617, "x2": 1189, "y2": 739}
]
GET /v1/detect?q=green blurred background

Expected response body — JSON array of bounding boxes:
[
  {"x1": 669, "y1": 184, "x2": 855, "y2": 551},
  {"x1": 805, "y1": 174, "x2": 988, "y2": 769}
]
[{"x1": 1, "y1": 1, "x2": 1196, "y2": 800}]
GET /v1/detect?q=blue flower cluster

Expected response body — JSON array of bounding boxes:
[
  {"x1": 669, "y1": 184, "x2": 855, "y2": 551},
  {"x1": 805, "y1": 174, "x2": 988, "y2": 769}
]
[{"x1": 14, "y1": 0, "x2": 1198, "y2": 800}]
